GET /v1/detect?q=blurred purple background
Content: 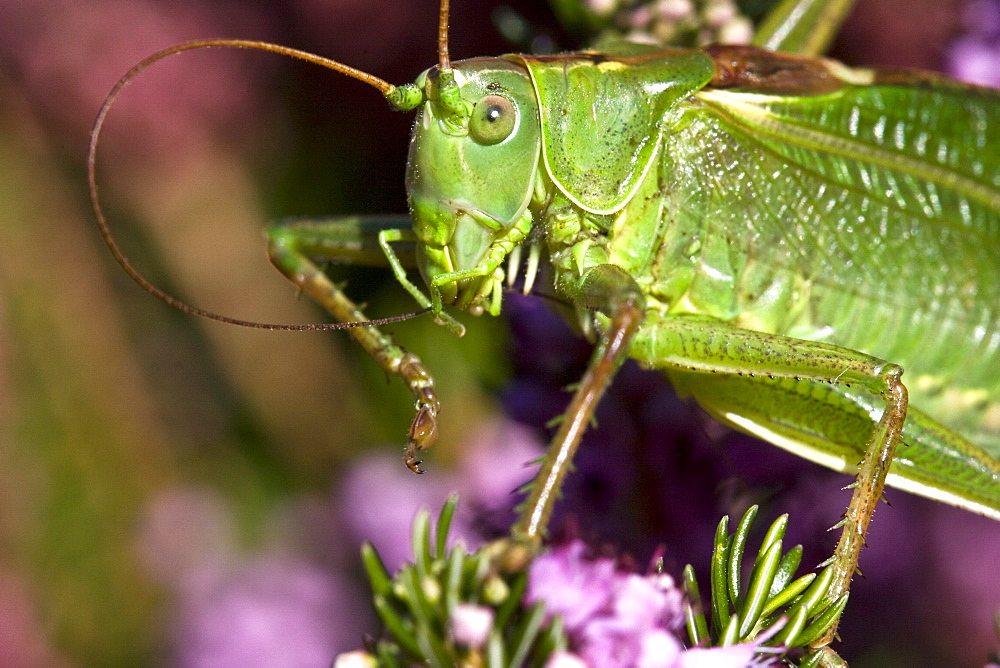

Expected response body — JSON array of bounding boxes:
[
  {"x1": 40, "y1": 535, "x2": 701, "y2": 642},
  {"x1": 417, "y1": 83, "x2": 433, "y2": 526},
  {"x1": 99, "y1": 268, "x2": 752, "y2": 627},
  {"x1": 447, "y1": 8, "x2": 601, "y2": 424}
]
[{"x1": 0, "y1": 0, "x2": 996, "y2": 665}]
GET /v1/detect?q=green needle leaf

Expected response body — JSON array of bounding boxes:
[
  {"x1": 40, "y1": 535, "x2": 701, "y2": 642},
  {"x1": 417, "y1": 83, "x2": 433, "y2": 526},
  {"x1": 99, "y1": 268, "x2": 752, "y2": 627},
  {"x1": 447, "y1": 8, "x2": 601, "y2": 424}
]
[
  {"x1": 411, "y1": 508, "x2": 433, "y2": 577},
  {"x1": 793, "y1": 595, "x2": 850, "y2": 647},
  {"x1": 711, "y1": 515, "x2": 732, "y2": 634},
  {"x1": 444, "y1": 543, "x2": 466, "y2": 611},
  {"x1": 436, "y1": 494, "x2": 459, "y2": 558},
  {"x1": 756, "y1": 513, "x2": 788, "y2": 568},
  {"x1": 772, "y1": 603, "x2": 809, "y2": 646},
  {"x1": 374, "y1": 594, "x2": 423, "y2": 658},
  {"x1": 796, "y1": 565, "x2": 835, "y2": 615},
  {"x1": 508, "y1": 602, "x2": 548, "y2": 668},
  {"x1": 739, "y1": 538, "x2": 783, "y2": 638},
  {"x1": 761, "y1": 573, "x2": 816, "y2": 618},
  {"x1": 729, "y1": 505, "x2": 758, "y2": 605},
  {"x1": 486, "y1": 629, "x2": 505, "y2": 668},
  {"x1": 720, "y1": 612, "x2": 741, "y2": 646},
  {"x1": 402, "y1": 566, "x2": 439, "y2": 632},
  {"x1": 683, "y1": 564, "x2": 709, "y2": 646},
  {"x1": 771, "y1": 544, "x2": 803, "y2": 597},
  {"x1": 799, "y1": 648, "x2": 826, "y2": 668},
  {"x1": 361, "y1": 543, "x2": 393, "y2": 597},
  {"x1": 494, "y1": 572, "x2": 528, "y2": 630},
  {"x1": 538, "y1": 615, "x2": 567, "y2": 662}
]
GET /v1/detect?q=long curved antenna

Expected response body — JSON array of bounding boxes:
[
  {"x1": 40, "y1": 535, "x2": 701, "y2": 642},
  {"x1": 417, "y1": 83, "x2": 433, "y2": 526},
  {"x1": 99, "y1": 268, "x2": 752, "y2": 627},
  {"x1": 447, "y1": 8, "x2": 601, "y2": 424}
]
[
  {"x1": 438, "y1": 0, "x2": 452, "y2": 71},
  {"x1": 88, "y1": 39, "x2": 424, "y2": 331}
]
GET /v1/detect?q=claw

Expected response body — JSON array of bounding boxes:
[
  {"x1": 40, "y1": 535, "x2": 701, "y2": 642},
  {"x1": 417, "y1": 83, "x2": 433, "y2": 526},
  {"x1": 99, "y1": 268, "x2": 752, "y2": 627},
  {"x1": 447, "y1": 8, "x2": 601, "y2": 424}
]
[
  {"x1": 395, "y1": 353, "x2": 441, "y2": 473},
  {"x1": 404, "y1": 449, "x2": 424, "y2": 474},
  {"x1": 404, "y1": 403, "x2": 439, "y2": 474}
]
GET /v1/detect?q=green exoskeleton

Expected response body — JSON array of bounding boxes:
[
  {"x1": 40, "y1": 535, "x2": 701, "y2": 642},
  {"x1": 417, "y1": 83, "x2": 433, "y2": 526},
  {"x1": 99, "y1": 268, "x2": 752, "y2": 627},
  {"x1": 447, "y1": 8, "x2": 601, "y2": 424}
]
[{"x1": 89, "y1": 0, "x2": 1000, "y2": 656}]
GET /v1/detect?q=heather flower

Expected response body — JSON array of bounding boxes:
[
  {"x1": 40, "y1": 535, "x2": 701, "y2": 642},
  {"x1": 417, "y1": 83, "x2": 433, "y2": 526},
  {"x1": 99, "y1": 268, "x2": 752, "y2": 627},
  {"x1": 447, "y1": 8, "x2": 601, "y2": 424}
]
[
  {"x1": 0, "y1": 570, "x2": 70, "y2": 667},
  {"x1": 526, "y1": 541, "x2": 621, "y2": 633},
  {"x1": 458, "y1": 419, "x2": 545, "y2": 514},
  {"x1": 333, "y1": 651, "x2": 378, "y2": 668},
  {"x1": 526, "y1": 540, "x2": 758, "y2": 668},
  {"x1": 547, "y1": 650, "x2": 591, "y2": 668},
  {"x1": 171, "y1": 556, "x2": 361, "y2": 667},
  {"x1": 138, "y1": 487, "x2": 368, "y2": 665},
  {"x1": 349, "y1": 499, "x2": 845, "y2": 666},
  {"x1": 449, "y1": 603, "x2": 495, "y2": 647},
  {"x1": 947, "y1": 0, "x2": 1000, "y2": 86}
]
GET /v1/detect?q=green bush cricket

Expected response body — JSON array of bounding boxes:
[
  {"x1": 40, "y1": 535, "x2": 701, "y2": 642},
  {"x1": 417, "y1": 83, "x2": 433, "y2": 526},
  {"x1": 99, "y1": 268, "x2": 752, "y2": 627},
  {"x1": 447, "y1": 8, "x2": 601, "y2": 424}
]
[{"x1": 88, "y1": 0, "x2": 1000, "y2": 656}]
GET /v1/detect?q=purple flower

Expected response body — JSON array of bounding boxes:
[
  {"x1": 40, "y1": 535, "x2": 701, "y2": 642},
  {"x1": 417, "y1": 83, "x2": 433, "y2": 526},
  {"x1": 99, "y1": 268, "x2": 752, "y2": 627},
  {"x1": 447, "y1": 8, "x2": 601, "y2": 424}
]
[
  {"x1": 947, "y1": 0, "x2": 1000, "y2": 86},
  {"x1": 171, "y1": 556, "x2": 364, "y2": 667},
  {"x1": 458, "y1": 420, "x2": 544, "y2": 512},
  {"x1": 332, "y1": 651, "x2": 378, "y2": 668},
  {"x1": 0, "y1": 570, "x2": 69, "y2": 667},
  {"x1": 526, "y1": 541, "x2": 621, "y2": 634},
  {"x1": 527, "y1": 541, "x2": 759, "y2": 668},
  {"x1": 546, "y1": 651, "x2": 590, "y2": 668},
  {"x1": 138, "y1": 487, "x2": 369, "y2": 666},
  {"x1": 449, "y1": 603, "x2": 495, "y2": 648}
]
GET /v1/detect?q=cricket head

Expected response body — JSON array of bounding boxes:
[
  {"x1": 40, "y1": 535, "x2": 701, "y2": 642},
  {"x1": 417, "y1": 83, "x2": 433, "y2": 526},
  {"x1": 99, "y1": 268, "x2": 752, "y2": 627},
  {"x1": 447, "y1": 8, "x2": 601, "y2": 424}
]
[
  {"x1": 399, "y1": 58, "x2": 540, "y2": 315},
  {"x1": 89, "y1": 0, "x2": 542, "y2": 334}
]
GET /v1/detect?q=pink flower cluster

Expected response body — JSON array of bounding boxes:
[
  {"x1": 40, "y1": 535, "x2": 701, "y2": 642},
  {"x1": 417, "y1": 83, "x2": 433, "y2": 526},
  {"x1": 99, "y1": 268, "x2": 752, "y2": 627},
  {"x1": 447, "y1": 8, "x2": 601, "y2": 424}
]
[{"x1": 526, "y1": 541, "x2": 761, "y2": 668}]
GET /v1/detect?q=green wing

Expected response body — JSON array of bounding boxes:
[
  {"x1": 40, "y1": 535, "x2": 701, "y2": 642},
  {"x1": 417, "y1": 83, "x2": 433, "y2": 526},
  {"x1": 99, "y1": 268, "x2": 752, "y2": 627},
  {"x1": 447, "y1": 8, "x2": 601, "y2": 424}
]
[{"x1": 663, "y1": 60, "x2": 1000, "y2": 455}]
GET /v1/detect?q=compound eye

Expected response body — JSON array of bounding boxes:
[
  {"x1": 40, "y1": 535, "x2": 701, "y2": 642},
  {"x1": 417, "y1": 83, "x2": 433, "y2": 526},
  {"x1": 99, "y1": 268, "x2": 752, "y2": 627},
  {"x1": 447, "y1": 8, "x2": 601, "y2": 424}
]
[{"x1": 469, "y1": 94, "x2": 517, "y2": 145}]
